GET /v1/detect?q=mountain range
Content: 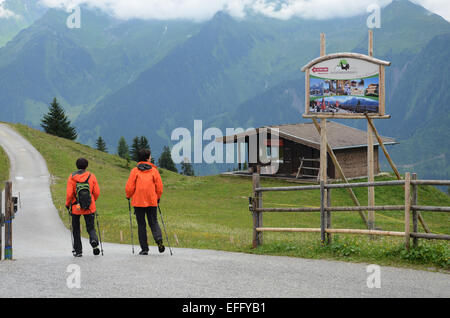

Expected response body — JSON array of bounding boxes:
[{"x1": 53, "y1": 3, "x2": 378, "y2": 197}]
[{"x1": 0, "y1": 0, "x2": 449, "y2": 179}]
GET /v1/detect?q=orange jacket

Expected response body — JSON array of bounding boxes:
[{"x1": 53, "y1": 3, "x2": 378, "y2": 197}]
[
  {"x1": 66, "y1": 170, "x2": 100, "y2": 215},
  {"x1": 125, "y1": 161, "x2": 163, "y2": 207}
]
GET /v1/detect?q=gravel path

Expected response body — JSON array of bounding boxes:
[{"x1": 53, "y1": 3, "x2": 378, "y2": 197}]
[{"x1": 0, "y1": 123, "x2": 448, "y2": 298}]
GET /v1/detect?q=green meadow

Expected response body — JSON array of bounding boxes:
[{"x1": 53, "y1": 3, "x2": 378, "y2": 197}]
[
  {"x1": 0, "y1": 145, "x2": 9, "y2": 189},
  {"x1": 10, "y1": 124, "x2": 450, "y2": 270}
]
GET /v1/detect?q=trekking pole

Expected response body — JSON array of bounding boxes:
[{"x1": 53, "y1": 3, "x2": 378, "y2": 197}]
[
  {"x1": 67, "y1": 206, "x2": 75, "y2": 254},
  {"x1": 128, "y1": 199, "x2": 135, "y2": 254},
  {"x1": 157, "y1": 204, "x2": 173, "y2": 256},
  {"x1": 95, "y1": 212, "x2": 104, "y2": 256}
]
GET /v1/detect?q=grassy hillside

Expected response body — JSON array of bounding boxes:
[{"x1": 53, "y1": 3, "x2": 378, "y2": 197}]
[
  {"x1": 12, "y1": 124, "x2": 450, "y2": 270},
  {"x1": 0, "y1": 145, "x2": 9, "y2": 189}
]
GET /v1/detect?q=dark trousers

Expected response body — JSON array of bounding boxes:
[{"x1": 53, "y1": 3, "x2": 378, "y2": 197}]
[
  {"x1": 71, "y1": 213, "x2": 99, "y2": 254},
  {"x1": 134, "y1": 206, "x2": 162, "y2": 251}
]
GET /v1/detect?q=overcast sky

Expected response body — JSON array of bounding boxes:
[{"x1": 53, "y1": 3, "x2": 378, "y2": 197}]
[
  {"x1": 0, "y1": 0, "x2": 15, "y2": 18},
  {"x1": 1, "y1": 0, "x2": 449, "y2": 22}
]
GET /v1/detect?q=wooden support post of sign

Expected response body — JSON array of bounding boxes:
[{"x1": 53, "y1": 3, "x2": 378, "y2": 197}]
[
  {"x1": 365, "y1": 114, "x2": 430, "y2": 233},
  {"x1": 367, "y1": 30, "x2": 375, "y2": 232},
  {"x1": 365, "y1": 114, "x2": 401, "y2": 179},
  {"x1": 404, "y1": 172, "x2": 411, "y2": 250},
  {"x1": 320, "y1": 119, "x2": 328, "y2": 243},
  {"x1": 305, "y1": 68, "x2": 310, "y2": 115},
  {"x1": 367, "y1": 121, "x2": 375, "y2": 231},
  {"x1": 312, "y1": 118, "x2": 369, "y2": 228},
  {"x1": 4, "y1": 181, "x2": 12, "y2": 260},
  {"x1": 379, "y1": 66, "x2": 386, "y2": 115},
  {"x1": 320, "y1": 180, "x2": 326, "y2": 243},
  {"x1": 320, "y1": 119, "x2": 327, "y2": 184},
  {"x1": 320, "y1": 33, "x2": 326, "y2": 56}
]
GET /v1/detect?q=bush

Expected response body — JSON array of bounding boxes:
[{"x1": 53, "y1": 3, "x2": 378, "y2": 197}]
[{"x1": 399, "y1": 242, "x2": 449, "y2": 268}]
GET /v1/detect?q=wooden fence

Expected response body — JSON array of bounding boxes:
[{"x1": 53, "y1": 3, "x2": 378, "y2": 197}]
[
  {"x1": 250, "y1": 172, "x2": 450, "y2": 250},
  {"x1": 1, "y1": 181, "x2": 15, "y2": 260}
]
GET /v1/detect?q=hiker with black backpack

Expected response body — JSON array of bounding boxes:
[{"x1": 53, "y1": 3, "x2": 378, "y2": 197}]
[
  {"x1": 125, "y1": 149, "x2": 165, "y2": 255},
  {"x1": 65, "y1": 158, "x2": 101, "y2": 257}
]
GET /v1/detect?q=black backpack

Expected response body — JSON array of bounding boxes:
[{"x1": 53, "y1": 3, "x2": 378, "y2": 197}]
[{"x1": 76, "y1": 174, "x2": 92, "y2": 210}]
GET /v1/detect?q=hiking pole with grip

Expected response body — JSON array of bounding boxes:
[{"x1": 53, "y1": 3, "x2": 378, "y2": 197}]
[
  {"x1": 95, "y1": 212, "x2": 104, "y2": 256},
  {"x1": 157, "y1": 204, "x2": 173, "y2": 256},
  {"x1": 128, "y1": 199, "x2": 135, "y2": 254},
  {"x1": 67, "y1": 205, "x2": 75, "y2": 255}
]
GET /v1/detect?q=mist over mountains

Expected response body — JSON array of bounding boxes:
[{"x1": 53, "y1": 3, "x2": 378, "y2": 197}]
[{"x1": 0, "y1": 0, "x2": 449, "y2": 178}]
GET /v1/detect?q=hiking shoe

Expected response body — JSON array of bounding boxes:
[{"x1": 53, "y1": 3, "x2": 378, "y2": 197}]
[
  {"x1": 157, "y1": 241, "x2": 165, "y2": 253},
  {"x1": 139, "y1": 250, "x2": 149, "y2": 255},
  {"x1": 91, "y1": 240, "x2": 100, "y2": 255}
]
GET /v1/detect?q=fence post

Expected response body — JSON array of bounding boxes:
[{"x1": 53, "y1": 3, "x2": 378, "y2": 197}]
[
  {"x1": 4, "y1": 181, "x2": 13, "y2": 260},
  {"x1": 412, "y1": 173, "x2": 418, "y2": 248},
  {"x1": 252, "y1": 169, "x2": 262, "y2": 248},
  {"x1": 320, "y1": 181, "x2": 326, "y2": 244},
  {"x1": 257, "y1": 166, "x2": 263, "y2": 247},
  {"x1": 404, "y1": 172, "x2": 411, "y2": 251},
  {"x1": 326, "y1": 188, "x2": 332, "y2": 244},
  {"x1": 0, "y1": 186, "x2": 2, "y2": 261}
]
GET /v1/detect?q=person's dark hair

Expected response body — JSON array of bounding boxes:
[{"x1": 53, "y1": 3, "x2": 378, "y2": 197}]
[
  {"x1": 138, "y1": 149, "x2": 151, "y2": 162},
  {"x1": 76, "y1": 158, "x2": 89, "y2": 170}
]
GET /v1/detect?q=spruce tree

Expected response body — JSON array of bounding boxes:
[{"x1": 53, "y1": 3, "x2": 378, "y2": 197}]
[
  {"x1": 158, "y1": 146, "x2": 178, "y2": 173},
  {"x1": 41, "y1": 98, "x2": 77, "y2": 140},
  {"x1": 96, "y1": 136, "x2": 107, "y2": 152},
  {"x1": 117, "y1": 136, "x2": 130, "y2": 159},
  {"x1": 139, "y1": 136, "x2": 150, "y2": 150},
  {"x1": 131, "y1": 136, "x2": 154, "y2": 162},
  {"x1": 181, "y1": 158, "x2": 195, "y2": 176},
  {"x1": 130, "y1": 136, "x2": 140, "y2": 162}
]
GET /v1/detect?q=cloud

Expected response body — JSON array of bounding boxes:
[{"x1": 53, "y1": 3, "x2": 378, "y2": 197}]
[
  {"x1": 37, "y1": 0, "x2": 450, "y2": 22},
  {"x1": 0, "y1": 0, "x2": 17, "y2": 18},
  {"x1": 251, "y1": 0, "x2": 393, "y2": 20},
  {"x1": 412, "y1": 0, "x2": 450, "y2": 21},
  {"x1": 39, "y1": 0, "x2": 253, "y2": 21}
]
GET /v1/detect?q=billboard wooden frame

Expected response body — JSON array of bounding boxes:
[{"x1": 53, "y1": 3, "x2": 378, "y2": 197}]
[{"x1": 302, "y1": 53, "x2": 391, "y2": 119}]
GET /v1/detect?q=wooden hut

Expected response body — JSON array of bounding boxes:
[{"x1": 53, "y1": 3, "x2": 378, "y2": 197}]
[{"x1": 217, "y1": 121, "x2": 397, "y2": 180}]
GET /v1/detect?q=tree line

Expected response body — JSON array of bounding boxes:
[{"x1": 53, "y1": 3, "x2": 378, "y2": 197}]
[{"x1": 40, "y1": 98, "x2": 194, "y2": 176}]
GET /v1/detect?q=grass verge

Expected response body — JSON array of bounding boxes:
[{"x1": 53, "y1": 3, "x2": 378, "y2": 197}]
[{"x1": 0, "y1": 144, "x2": 9, "y2": 189}]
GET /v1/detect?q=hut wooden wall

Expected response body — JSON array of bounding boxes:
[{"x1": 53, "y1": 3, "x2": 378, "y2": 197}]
[{"x1": 334, "y1": 146, "x2": 379, "y2": 179}]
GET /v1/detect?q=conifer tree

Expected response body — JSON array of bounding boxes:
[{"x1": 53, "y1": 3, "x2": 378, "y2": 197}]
[
  {"x1": 130, "y1": 136, "x2": 140, "y2": 162},
  {"x1": 117, "y1": 136, "x2": 130, "y2": 159},
  {"x1": 131, "y1": 136, "x2": 154, "y2": 162},
  {"x1": 40, "y1": 98, "x2": 77, "y2": 140},
  {"x1": 96, "y1": 136, "x2": 107, "y2": 152},
  {"x1": 139, "y1": 136, "x2": 150, "y2": 150},
  {"x1": 158, "y1": 146, "x2": 178, "y2": 173},
  {"x1": 181, "y1": 158, "x2": 195, "y2": 176}
]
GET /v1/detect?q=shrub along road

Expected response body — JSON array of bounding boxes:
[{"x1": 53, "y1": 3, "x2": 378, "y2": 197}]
[{"x1": 0, "y1": 123, "x2": 448, "y2": 298}]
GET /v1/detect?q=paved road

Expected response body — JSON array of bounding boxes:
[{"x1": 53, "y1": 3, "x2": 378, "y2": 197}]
[{"x1": 0, "y1": 123, "x2": 448, "y2": 298}]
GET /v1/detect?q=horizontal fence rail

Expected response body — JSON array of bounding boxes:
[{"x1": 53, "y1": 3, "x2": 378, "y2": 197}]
[{"x1": 250, "y1": 172, "x2": 450, "y2": 250}]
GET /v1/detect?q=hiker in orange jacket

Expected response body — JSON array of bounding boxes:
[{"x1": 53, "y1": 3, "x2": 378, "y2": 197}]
[
  {"x1": 125, "y1": 149, "x2": 165, "y2": 255},
  {"x1": 65, "y1": 158, "x2": 101, "y2": 257}
]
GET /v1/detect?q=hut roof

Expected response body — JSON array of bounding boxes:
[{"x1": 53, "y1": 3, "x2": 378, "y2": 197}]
[{"x1": 217, "y1": 121, "x2": 397, "y2": 150}]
